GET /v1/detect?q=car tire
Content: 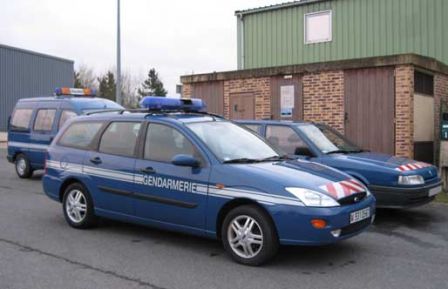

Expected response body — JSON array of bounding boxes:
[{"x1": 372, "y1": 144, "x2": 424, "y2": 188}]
[
  {"x1": 221, "y1": 205, "x2": 279, "y2": 266},
  {"x1": 15, "y1": 154, "x2": 32, "y2": 178},
  {"x1": 62, "y1": 183, "x2": 97, "y2": 229}
]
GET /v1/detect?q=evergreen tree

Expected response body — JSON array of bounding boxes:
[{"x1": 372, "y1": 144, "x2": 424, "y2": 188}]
[
  {"x1": 137, "y1": 68, "x2": 167, "y2": 97},
  {"x1": 97, "y1": 71, "x2": 116, "y2": 101}
]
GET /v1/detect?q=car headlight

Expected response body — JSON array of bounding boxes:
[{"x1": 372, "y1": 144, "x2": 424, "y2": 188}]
[
  {"x1": 398, "y1": 175, "x2": 424, "y2": 185},
  {"x1": 285, "y1": 187, "x2": 340, "y2": 207}
]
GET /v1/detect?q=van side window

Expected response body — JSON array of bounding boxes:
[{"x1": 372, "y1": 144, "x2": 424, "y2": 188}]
[
  {"x1": 59, "y1": 122, "x2": 103, "y2": 149},
  {"x1": 266, "y1": 125, "x2": 313, "y2": 156},
  {"x1": 59, "y1": 110, "x2": 77, "y2": 130},
  {"x1": 34, "y1": 109, "x2": 56, "y2": 132},
  {"x1": 99, "y1": 122, "x2": 141, "y2": 157},
  {"x1": 145, "y1": 123, "x2": 196, "y2": 163},
  {"x1": 10, "y1": 108, "x2": 33, "y2": 131}
]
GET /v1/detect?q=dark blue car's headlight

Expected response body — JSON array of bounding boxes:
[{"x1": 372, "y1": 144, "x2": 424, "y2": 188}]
[{"x1": 398, "y1": 175, "x2": 424, "y2": 185}]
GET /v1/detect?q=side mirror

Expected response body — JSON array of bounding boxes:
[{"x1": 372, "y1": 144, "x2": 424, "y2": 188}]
[
  {"x1": 171, "y1": 154, "x2": 200, "y2": 168},
  {"x1": 294, "y1": 147, "x2": 314, "y2": 158}
]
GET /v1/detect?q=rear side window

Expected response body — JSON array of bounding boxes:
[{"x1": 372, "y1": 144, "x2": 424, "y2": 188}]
[
  {"x1": 59, "y1": 110, "x2": 77, "y2": 130},
  {"x1": 59, "y1": 122, "x2": 103, "y2": 149},
  {"x1": 99, "y1": 122, "x2": 141, "y2": 157},
  {"x1": 10, "y1": 108, "x2": 33, "y2": 131},
  {"x1": 145, "y1": 123, "x2": 195, "y2": 163},
  {"x1": 243, "y1": 124, "x2": 261, "y2": 134},
  {"x1": 34, "y1": 109, "x2": 56, "y2": 132},
  {"x1": 266, "y1": 125, "x2": 311, "y2": 155}
]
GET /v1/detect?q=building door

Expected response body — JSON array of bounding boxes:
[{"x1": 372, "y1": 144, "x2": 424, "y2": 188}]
[
  {"x1": 270, "y1": 75, "x2": 302, "y2": 120},
  {"x1": 191, "y1": 81, "x2": 224, "y2": 116},
  {"x1": 229, "y1": 93, "x2": 255, "y2": 120},
  {"x1": 344, "y1": 67, "x2": 395, "y2": 154}
]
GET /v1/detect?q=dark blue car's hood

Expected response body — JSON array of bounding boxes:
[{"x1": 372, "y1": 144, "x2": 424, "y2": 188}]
[{"x1": 331, "y1": 152, "x2": 410, "y2": 169}]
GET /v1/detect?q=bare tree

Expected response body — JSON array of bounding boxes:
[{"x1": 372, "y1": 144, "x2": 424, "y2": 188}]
[{"x1": 75, "y1": 64, "x2": 97, "y2": 89}]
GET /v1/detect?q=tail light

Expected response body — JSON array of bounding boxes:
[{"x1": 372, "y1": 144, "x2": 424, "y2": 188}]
[{"x1": 44, "y1": 152, "x2": 48, "y2": 174}]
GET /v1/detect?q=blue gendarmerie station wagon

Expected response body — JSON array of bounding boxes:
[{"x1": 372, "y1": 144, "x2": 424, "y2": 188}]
[
  {"x1": 7, "y1": 87, "x2": 123, "y2": 178},
  {"x1": 238, "y1": 120, "x2": 442, "y2": 209},
  {"x1": 42, "y1": 97, "x2": 375, "y2": 265}
]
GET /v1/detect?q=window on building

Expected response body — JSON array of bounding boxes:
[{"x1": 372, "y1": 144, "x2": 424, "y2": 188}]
[
  {"x1": 266, "y1": 125, "x2": 313, "y2": 156},
  {"x1": 99, "y1": 122, "x2": 141, "y2": 157},
  {"x1": 144, "y1": 123, "x2": 196, "y2": 163},
  {"x1": 305, "y1": 10, "x2": 332, "y2": 44},
  {"x1": 58, "y1": 110, "x2": 77, "y2": 130},
  {"x1": 58, "y1": 122, "x2": 103, "y2": 149},
  {"x1": 10, "y1": 108, "x2": 33, "y2": 131},
  {"x1": 34, "y1": 109, "x2": 56, "y2": 132}
]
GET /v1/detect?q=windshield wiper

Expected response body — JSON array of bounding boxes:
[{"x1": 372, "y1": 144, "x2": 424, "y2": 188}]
[
  {"x1": 223, "y1": 158, "x2": 261, "y2": 164},
  {"x1": 258, "y1": 155, "x2": 291, "y2": 162},
  {"x1": 326, "y1": 149, "x2": 350, "y2": 155}
]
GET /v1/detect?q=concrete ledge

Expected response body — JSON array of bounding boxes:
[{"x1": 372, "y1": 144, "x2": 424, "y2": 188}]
[{"x1": 181, "y1": 53, "x2": 448, "y2": 84}]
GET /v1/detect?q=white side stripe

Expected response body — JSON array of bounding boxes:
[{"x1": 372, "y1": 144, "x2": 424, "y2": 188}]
[{"x1": 8, "y1": 141, "x2": 49, "y2": 151}]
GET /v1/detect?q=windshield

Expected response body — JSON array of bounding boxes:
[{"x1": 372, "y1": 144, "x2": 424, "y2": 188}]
[
  {"x1": 298, "y1": 124, "x2": 361, "y2": 154},
  {"x1": 187, "y1": 121, "x2": 281, "y2": 163}
]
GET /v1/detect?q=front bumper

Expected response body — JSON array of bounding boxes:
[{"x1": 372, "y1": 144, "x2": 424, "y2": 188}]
[
  {"x1": 369, "y1": 180, "x2": 442, "y2": 208},
  {"x1": 271, "y1": 195, "x2": 376, "y2": 246},
  {"x1": 7, "y1": 155, "x2": 13, "y2": 163}
]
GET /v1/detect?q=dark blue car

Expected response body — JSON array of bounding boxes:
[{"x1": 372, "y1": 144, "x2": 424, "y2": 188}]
[
  {"x1": 42, "y1": 97, "x2": 375, "y2": 265},
  {"x1": 7, "y1": 88, "x2": 123, "y2": 178},
  {"x1": 238, "y1": 120, "x2": 442, "y2": 209}
]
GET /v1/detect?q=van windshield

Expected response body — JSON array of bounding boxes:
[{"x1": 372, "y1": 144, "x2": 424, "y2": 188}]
[{"x1": 187, "y1": 121, "x2": 283, "y2": 163}]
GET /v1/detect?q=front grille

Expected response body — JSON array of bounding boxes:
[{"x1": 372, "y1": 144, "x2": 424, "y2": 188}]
[
  {"x1": 338, "y1": 192, "x2": 367, "y2": 206},
  {"x1": 340, "y1": 218, "x2": 371, "y2": 236}
]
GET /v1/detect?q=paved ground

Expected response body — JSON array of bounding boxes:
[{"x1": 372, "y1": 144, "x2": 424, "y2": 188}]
[{"x1": 0, "y1": 149, "x2": 447, "y2": 289}]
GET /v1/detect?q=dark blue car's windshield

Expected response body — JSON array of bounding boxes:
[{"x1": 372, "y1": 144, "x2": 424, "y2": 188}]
[
  {"x1": 187, "y1": 121, "x2": 280, "y2": 163},
  {"x1": 298, "y1": 125, "x2": 360, "y2": 154}
]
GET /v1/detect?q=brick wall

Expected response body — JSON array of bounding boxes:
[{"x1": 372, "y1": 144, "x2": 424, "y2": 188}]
[
  {"x1": 395, "y1": 65, "x2": 414, "y2": 158},
  {"x1": 223, "y1": 78, "x2": 271, "y2": 119},
  {"x1": 302, "y1": 70, "x2": 345, "y2": 134}
]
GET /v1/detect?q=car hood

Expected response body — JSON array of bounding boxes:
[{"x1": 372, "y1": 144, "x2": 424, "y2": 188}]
[
  {"x1": 325, "y1": 152, "x2": 438, "y2": 181},
  {"x1": 211, "y1": 160, "x2": 365, "y2": 201}
]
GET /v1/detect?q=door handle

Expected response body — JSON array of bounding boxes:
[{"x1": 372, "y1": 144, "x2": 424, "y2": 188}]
[
  {"x1": 89, "y1": 157, "x2": 102, "y2": 164},
  {"x1": 140, "y1": 167, "x2": 156, "y2": 174}
]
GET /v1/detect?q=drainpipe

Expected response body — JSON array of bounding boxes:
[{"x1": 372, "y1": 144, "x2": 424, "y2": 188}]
[{"x1": 236, "y1": 13, "x2": 245, "y2": 70}]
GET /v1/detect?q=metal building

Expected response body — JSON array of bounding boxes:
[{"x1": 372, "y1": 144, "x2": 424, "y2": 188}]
[
  {"x1": 236, "y1": 0, "x2": 448, "y2": 70},
  {"x1": 0, "y1": 44, "x2": 74, "y2": 131}
]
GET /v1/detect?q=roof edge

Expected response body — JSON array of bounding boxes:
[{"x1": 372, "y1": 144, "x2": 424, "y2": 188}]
[
  {"x1": 235, "y1": 0, "x2": 328, "y2": 16},
  {"x1": 181, "y1": 54, "x2": 448, "y2": 84},
  {"x1": 0, "y1": 43, "x2": 74, "y2": 64}
]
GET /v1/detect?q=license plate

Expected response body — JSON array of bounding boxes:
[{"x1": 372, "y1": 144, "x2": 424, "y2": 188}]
[
  {"x1": 350, "y1": 207, "x2": 371, "y2": 224},
  {"x1": 429, "y1": 186, "x2": 442, "y2": 197}
]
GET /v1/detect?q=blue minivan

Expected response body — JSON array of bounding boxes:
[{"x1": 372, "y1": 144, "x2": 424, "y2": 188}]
[
  {"x1": 7, "y1": 88, "x2": 123, "y2": 178},
  {"x1": 43, "y1": 97, "x2": 375, "y2": 265},
  {"x1": 238, "y1": 120, "x2": 442, "y2": 208}
]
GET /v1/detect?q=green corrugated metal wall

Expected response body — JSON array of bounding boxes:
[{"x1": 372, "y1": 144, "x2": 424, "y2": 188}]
[{"x1": 239, "y1": 0, "x2": 448, "y2": 69}]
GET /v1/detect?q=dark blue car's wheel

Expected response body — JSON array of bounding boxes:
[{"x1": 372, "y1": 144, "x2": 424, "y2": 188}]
[
  {"x1": 222, "y1": 205, "x2": 279, "y2": 266},
  {"x1": 15, "y1": 154, "x2": 32, "y2": 178},
  {"x1": 62, "y1": 183, "x2": 97, "y2": 229}
]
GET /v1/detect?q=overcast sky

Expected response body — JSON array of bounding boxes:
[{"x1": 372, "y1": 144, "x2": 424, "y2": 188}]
[{"x1": 0, "y1": 0, "x2": 281, "y2": 96}]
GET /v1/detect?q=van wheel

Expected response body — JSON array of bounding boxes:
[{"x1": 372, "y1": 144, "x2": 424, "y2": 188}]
[
  {"x1": 15, "y1": 154, "x2": 32, "y2": 178},
  {"x1": 62, "y1": 183, "x2": 97, "y2": 229},
  {"x1": 221, "y1": 205, "x2": 279, "y2": 266}
]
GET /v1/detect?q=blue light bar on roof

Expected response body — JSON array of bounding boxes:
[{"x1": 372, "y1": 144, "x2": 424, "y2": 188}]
[{"x1": 139, "y1": 96, "x2": 206, "y2": 112}]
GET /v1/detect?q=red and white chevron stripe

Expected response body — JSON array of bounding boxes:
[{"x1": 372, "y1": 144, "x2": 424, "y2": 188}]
[
  {"x1": 395, "y1": 162, "x2": 431, "y2": 172},
  {"x1": 319, "y1": 179, "x2": 366, "y2": 200}
]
